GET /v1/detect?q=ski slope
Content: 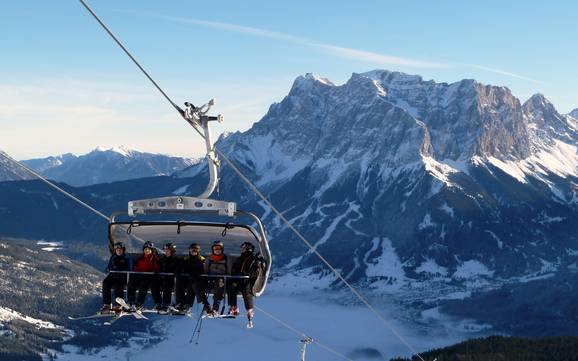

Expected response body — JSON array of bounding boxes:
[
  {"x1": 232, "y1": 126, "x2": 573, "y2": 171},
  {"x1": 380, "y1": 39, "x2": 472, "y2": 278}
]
[{"x1": 57, "y1": 292, "x2": 483, "y2": 361}]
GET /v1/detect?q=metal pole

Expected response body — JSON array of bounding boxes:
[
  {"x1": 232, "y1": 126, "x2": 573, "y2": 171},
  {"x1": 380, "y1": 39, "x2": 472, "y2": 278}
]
[{"x1": 300, "y1": 337, "x2": 313, "y2": 361}]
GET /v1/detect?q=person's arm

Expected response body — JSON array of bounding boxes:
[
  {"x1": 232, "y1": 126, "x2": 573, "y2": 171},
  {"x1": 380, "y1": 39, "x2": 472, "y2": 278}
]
[
  {"x1": 105, "y1": 256, "x2": 113, "y2": 273},
  {"x1": 124, "y1": 255, "x2": 133, "y2": 271},
  {"x1": 133, "y1": 257, "x2": 141, "y2": 272}
]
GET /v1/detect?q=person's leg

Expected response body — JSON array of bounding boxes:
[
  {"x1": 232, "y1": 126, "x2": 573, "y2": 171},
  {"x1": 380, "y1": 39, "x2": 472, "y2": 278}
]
[
  {"x1": 227, "y1": 281, "x2": 238, "y2": 308},
  {"x1": 137, "y1": 275, "x2": 153, "y2": 306},
  {"x1": 112, "y1": 275, "x2": 126, "y2": 303},
  {"x1": 175, "y1": 276, "x2": 187, "y2": 306},
  {"x1": 127, "y1": 274, "x2": 140, "y2": 305},
  {"x1": 162, "y1": 276, "x2": 174, "y2": 306},
  {"x1": 192, "y1": 278, "x2": 208, "y2": 307},
  {"x1": 102, "y1": 274, "x2": 113, "y2": 305},
  {"x1": 150, "y1": 275, "x2": 162, "y2": 306},
  {"x1": 242, "y1": 281, "x2": 254, "y2": 310},
  {"x1": 212, "y1": 278, "x2": 225, "y2": 313}
]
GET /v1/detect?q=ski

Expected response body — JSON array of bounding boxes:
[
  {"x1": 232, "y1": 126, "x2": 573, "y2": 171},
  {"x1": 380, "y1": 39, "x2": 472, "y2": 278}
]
[
  {"x1": 169, "y1": 306, "x2": 193, "y2": 317},
  {"x1": 202, "y1": 314, "x2": 237, "y2": 319},
  {"x1": 104, "y1": 312, "x2": 131, "y2": 326},
  {"x1": 68, "y1": 313, "x2": 115, "y2": 321},
  {"x1": 114, "y1": 297, "x2": 148, "y2": 320}
]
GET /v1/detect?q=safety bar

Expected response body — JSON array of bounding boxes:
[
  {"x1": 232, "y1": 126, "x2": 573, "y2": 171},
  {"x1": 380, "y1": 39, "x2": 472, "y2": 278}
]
[{"x1": 108, "y1": 270, "x2": 249, "y2": 279}]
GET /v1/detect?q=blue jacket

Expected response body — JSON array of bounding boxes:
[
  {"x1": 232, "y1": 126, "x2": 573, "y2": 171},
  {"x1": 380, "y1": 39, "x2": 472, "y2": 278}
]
[{"x1": 106, "y1": 253, "x2": 133, "y2": 272}]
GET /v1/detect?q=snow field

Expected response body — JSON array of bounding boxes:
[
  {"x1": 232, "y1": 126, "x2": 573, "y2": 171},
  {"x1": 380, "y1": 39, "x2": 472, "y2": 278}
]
[{"x1": 57, "y1": 293, "x2": 475, "y2": 361}]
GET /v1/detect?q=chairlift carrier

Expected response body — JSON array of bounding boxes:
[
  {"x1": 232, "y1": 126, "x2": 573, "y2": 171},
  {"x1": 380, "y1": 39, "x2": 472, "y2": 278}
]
[
  {"x1": 109, "y1": 197, "x2": 272, "y2": 297},
  {"x1": 107, "y1": 99, "x2": 271, "y2": 297}
]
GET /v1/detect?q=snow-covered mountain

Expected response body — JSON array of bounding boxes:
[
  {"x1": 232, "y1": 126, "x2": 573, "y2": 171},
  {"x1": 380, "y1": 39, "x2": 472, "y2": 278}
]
[
  {"x1": 179, "y1": 70, "x2": 578, "y2": 289},
  {"x1": 0, "y1": 151, "x2": 33, "y2": 181},
  {"x1": 2, "y1": 70, "x2": 578, "y2": 342},
  {"x1": 570, "y1": 108, "x2": 578, "y2": 119},
  {"x1": 4, "y1": 71, "x2": 578, "y2": 291},
  {"x1": 22, "y1": 146, "x2": 198, "y2": 186}
]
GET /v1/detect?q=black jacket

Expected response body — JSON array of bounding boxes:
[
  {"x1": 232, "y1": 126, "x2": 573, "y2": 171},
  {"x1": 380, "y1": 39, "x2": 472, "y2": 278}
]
[
  {"x1": 160, "y1": 255, "x2": 181, "y2": 274},
  {"x1": 231, "y1": 251, "x2": 255, "y2": 276},
  {"x1": 181, "y1": 254, "x2": 206, "y2": 277},
  {"x1": 106, "y1": 253, "x2": 132, "y2": 272}
]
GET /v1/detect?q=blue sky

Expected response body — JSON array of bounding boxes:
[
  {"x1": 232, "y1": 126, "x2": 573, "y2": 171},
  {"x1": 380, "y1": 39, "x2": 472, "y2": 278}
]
[{"x1": 1, "y1": 1, "x2": 577, "y2": 159}]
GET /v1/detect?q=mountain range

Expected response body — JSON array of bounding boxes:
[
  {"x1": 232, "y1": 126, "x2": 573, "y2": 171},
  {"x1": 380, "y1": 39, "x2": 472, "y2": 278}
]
[
  {"x1": 20, "y1": 146, "x2": 197, "y2": 186},
  {"x1": 1, "y1": 70, "x2": 577, "y2": 337}
]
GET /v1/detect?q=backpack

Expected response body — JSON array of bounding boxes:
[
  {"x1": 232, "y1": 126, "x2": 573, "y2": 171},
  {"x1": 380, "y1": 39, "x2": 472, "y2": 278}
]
[{"x1": 247, "y1": 253, "x2": 267, "y2": 295}]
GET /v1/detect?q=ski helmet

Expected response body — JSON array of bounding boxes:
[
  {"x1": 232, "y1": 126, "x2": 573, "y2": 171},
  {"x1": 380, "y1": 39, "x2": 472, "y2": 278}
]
[
  {"x1": 164, "y1": 242, "x2": 176, "y2": 252},
  {"x1": 189, "y1": 243, "x2": 201, "y2": 251},
  {"x1": 143, "y1": 241, "x2": 154, "y2": 250},
  {"x1": 240, "y1": 242, "x2": 255, "y2": 253},
  {"x1": 113, "y1": 241, "x2": 125, "y2": 252},
  {"x1": 212, "y1": 240, "x2": 224, "y2": 252}
]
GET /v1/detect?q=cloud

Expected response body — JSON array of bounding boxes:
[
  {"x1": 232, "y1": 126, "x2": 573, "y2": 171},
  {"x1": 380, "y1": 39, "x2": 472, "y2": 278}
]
[
  {"x1": 317, "y1": 44, "x2": 448, "y2": 68},
  {"x1": 137, "y1": 12, "x2": 546, "y2": 81},
  {"x1": 106, "y1": 9, "x2": 545, "y2": 83},
  {"x1": 466, "y1": 64, "x2": 544, "y2": 84},
  {"x1": 125, "y1": 12, "x2": 449, "y2": 69}
]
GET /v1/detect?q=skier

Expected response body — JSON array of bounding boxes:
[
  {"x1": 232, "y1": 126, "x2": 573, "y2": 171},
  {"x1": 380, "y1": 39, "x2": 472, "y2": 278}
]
[
  {"x1": 127, "y1": 241, "x2": 161, "y2": 310},
  {"x1": 205, "y1": 240, "x2": 229, "y2": 315},
  {"x1": 227, "y1": 242, "x2": 258, "y2": 323},
  {"x1": 158, "y1": 242, "x2": 181, "y2": 313},
  {"x1": 100, "y1": 241, "x2": 132, "y2": 314},
  {"x1": 175, "y1": 243, "x2": 211, "y2": 314}
]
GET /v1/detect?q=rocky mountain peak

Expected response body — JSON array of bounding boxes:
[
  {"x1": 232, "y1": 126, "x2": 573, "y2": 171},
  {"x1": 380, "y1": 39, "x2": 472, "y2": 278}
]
[
  {"x1": 569, "y1": 108, "x2": 578, "y2": 119},
  {"x1": 522, "y1": 93, "x2": 572, "y2": 146},
  {"x1": 224, "y1": 70, "x2": 573, "y2": 180},
  {"x1": 289, "y1": 73, "x2": 335, "y2": 96},
  {"x1": 522, "y1": 93, "x2": 558, "y2": 116}
]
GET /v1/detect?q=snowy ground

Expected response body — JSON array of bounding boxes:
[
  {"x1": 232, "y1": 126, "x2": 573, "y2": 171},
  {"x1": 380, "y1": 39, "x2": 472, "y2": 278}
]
[{"x1": 57, "y1": 289, "x2": 487, "y2": 361}]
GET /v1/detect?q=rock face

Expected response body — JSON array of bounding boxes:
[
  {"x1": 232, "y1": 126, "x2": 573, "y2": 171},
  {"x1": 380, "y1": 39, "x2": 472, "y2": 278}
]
[
  {"x1": 21, "y1": 146, "x2": 197, "y2": 187},
  {"x1": 185, "y1": 70, "x2": 578, "y2": 286}
]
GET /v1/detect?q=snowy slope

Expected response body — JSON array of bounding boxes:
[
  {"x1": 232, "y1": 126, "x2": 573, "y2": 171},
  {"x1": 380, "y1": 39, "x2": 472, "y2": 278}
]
[
  {"x1": 0, "y1": 150, "x2": 33, "y2": 181},
  {"x1": 57, "y1": 293, "x2": 482, "y2": 361}
]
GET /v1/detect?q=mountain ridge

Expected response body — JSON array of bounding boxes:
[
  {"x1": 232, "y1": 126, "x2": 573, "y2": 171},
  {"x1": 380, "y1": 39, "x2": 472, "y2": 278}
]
[{"x1": 20, "y1": 147, "x2": 198, "y2": 187}]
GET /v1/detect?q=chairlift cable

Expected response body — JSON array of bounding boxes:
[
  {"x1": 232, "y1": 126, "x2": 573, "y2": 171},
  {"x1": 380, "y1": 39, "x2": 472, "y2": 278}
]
[
  {"x1": 0, "y1": 152, "x2": 149, "y2": 248},
  {"x1": 77, "y1": 2, "x2": 425, "y2": 359},
  {"x1": 77, "y1": 0, "x2": 181, "y2": 114},
  {"x1": 0, "y1": 151, "x2": 110, "y2": 222}
]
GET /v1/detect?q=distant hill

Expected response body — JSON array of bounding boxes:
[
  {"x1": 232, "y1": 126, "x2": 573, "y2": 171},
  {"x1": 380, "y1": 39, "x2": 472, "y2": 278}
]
[
  {"x1": 0, "y1": 151, "x2": 33, "y2": 181},
  {"x1": 0, "y1": 239, "x2": 101, "y2": 360},
  {"x1": 21, "y1": 146, "x2": 197, "y2": 186},
  {"x1": 391, "y1": 335, "x2": 578, "y2": 361}
]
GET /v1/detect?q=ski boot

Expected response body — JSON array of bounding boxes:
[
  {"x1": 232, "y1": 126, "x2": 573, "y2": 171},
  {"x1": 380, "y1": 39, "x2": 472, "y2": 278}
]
[
  {"x1": 246, "y1": 308, "x2": 254, "y2": 329},
  {"x1": 99, "y1": 304, "x2": 113, "y2": 315}
]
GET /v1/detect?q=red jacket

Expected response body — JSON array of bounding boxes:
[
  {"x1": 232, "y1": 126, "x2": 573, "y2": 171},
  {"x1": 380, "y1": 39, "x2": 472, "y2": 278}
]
[{"x1": 133, "y1": 253, "x2": 160, "y2": 273}]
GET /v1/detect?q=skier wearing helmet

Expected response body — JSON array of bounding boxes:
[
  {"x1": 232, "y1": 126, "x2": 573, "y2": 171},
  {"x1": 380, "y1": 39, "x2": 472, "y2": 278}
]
[
  {"x1": 127, "y1": 241, "x2": 161, "y2": 310},
  {"x1": 227, "y1": 242, "x2": 258, "y2": 324},
  {"x1": 175, "y1": 243, "x2": 211, "y2": 314},
  {"x1": 100, "y1": 241, "x2": 132, "y2": 314},
  {"x1": 205, "y1": 240, "x2": 229, "y2": 315},
  {"x1": 158, "y1": 242, "x2": 181, "y2": 313}
]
